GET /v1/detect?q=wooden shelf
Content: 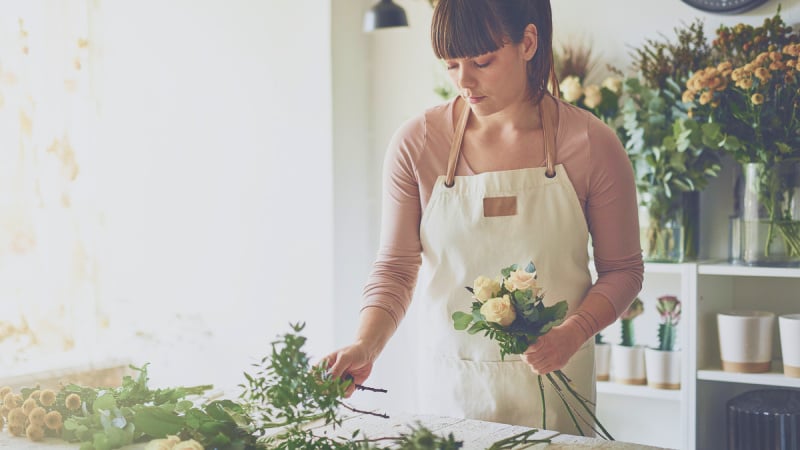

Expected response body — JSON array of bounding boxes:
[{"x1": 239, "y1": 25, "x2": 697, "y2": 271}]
[{"x1": 597, "y1": 381, "x2": 682, "y2": 401}]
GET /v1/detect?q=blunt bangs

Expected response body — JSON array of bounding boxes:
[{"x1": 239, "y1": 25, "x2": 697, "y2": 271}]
[{"x1": 431, "y1": 0, "x2": 507, "y2": 60}]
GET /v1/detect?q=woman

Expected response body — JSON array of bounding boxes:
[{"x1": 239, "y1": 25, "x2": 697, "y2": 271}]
[{"x1": 324, "y1": 0, "x2": 643, "y2": 434}]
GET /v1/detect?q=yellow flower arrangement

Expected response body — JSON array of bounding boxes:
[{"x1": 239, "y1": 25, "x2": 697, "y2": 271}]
[{"x1": 683, "y1": 10, "x2": 800, "y2": 264}]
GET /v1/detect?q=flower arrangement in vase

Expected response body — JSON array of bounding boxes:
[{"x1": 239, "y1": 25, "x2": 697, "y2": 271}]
[
  {"x1": 623, "y1": 19, "x2": 722, "y2": 263},
  {"x1": 555, "y1": 38, "x2": 625, "y2": 134},
  {"x1": 684, "y1": 9, "x2": 800, "y2": 266},
  {"x1": 645, "y1": 295, "x2": 683, "y2": 389},
  {"x1": 611, "y1": 297, "x2": 646, "y2": 385}
]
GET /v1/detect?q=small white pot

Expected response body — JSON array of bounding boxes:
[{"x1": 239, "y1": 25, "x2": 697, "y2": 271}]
[
  {"x1": 595, "y1": 342, "x2": 611, "y2": 381},
  {"x1": 779, "y1": 313, "x2": 800, "y2": 378},
  {"x1": 644, "y1": 348, "x2": 681, "y2": 389},
  {"x1": 611, "y1": 344, "x2": 646, "y2": 385},
  {"x1": 717, "y1": 310, "x2": 775, "y2": 373}
]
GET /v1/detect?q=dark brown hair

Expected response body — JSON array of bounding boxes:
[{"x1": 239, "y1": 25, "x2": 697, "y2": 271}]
[{"x1": 430, "y1": 0, "x2": 558, "y2": 102}]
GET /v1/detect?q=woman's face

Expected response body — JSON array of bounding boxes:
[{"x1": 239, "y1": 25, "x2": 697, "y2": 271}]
[{"x1": 443, "y1": 39, "x2": 533, "y2": 116}]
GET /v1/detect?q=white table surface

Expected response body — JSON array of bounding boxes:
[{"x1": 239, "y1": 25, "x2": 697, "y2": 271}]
[{"x1": 0, "y1": 411, "x2": 672, "y2": 449}]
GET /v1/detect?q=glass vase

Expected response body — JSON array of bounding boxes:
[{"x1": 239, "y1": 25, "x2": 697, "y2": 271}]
[
  {"x1": 639, "y1": 191, "x2": 699, "y2": 263},
  {"x1": 740, "y1": 160, "x2": 800, "y2": 267}
]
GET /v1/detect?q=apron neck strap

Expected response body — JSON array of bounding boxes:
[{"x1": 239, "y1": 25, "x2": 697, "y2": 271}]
[
  {"x1": 444, "y1": 95, "x2": 559, "y2": 187},
  {"x1": 541, "y1": 94, "x2": 558, "y2": 178}
]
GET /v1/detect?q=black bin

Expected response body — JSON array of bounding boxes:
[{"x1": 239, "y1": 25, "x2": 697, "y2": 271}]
[{"x1": 727, "y1": 389, "x2": 800, "y2": 450}]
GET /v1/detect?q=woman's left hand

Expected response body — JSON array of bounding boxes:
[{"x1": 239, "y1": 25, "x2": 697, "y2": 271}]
[{"x1": 522, "y1": 321, "x2": 585, "y2": 374}]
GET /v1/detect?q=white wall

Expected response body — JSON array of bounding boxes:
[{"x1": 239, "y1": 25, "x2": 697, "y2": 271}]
[
  {"x1": 334, "y1": 0, "x2": 800, "y2": 414},
  {"x1": 95, "y1": 0, "x2": 334, "y2": 389}
]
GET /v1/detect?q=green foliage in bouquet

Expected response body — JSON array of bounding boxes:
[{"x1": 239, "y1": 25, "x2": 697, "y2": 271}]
[
  {"x1": 452, "y1": 262, "x2": 567, "y2": 360},
  {"x1": 619, "y1": 298, "x2": 644, "y2": 347},
  {"x1": 655, "y1": 296, "x2": 682, "y2": 352}
]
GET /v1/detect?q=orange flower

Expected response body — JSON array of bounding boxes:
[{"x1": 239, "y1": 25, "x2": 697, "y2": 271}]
[
  {"x1": 44, "y1": 410, "x2": 62, "y2": 430},
  {"x1": 26, "y1": 424, "x2": 45, "y2": 441},
  {"x1": 65, "y1": 393, "x2": 82, "y2": 411},
  {"x1": 39, "y1": 390, "x2": 56, "y2": 407},
  {"x1": 28, "y1": 407, "x2": 46, "y2": 426},
  {"x1": 751, "y1": 93, "x2": 764, "y2": 105}
]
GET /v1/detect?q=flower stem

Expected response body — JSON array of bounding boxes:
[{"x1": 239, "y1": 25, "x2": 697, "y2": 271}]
[
  {"x1": 553, "y1": 370, "x2": 614, "y2": 440},
  {"x1": 545, "y1": 373, "x2": 583, "y2": 436},
  {"x1": 537, "y1": 375, "x2": 546, "y2": 430}
]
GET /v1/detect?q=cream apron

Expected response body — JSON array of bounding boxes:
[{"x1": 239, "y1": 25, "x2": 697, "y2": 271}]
[{"x1": 415, "y1": 95, "x2": 595, "y2": 434}]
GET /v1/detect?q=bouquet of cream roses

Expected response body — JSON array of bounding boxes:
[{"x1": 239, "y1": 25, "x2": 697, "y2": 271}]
[{"x1": 452, "y1": 262, "x2": 613, "y2": 440}]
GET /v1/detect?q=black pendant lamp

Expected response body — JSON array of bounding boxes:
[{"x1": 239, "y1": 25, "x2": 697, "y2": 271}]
[{"x1": 363, "y1": 0, "x2": 408, "y2": 32}]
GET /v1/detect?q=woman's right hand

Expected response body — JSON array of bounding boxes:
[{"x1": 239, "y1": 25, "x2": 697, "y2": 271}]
[{"x1": 321, "y1": 342, "x2": 375, "y2": 398}]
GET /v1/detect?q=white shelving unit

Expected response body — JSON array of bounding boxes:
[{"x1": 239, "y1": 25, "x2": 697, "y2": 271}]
[
  {"x1": 593, "y1": 263, "x2": 691, "y2": 450},
  {"x1": 595, "y1": 261, "x2": 800, "y2": 450},
  {"x1": 693, "y1": 263, "x2": 800, "y2": 450}
]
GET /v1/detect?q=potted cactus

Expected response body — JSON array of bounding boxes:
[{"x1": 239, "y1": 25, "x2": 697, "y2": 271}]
[
  {"x1": 611, "y1": 297, "x2": 646, "y2": 385},
  {"x1": 595, "y1": 332, "x2": 611, "y2": 381},
  {"x1": 645, "y1": 295, "x2": 682, "y2": 389}
]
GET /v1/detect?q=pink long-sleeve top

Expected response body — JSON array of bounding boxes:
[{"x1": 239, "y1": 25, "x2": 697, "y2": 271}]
[{"x1": 362, "y1": 97, "x2": 644, "y2": 327}]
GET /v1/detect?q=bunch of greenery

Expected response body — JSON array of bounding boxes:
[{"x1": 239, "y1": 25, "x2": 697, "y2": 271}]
[
  {"x1": 619, "y1": 298, "x2": 644, "y2": 347},
  {"x1": 1, "y1": 323, "x2": 551, "y2": 450},
  {"x1": 623, "y1": 19, "x2": 723, "y2": 261},
  {"x1": 655, "y1": 296, "x2": 681, "y2": 352},
  {"x1": 452, "y1": 262, "x2": 613, "y2": 440}
]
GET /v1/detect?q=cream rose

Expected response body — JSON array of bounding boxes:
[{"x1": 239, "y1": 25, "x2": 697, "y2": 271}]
[
  {"x1": 504, "y1": 269, "x2": 539, "y2": 293},
  {"x1": 144, "y1": 435, "x2": 180, "y2": 450},
  {"x1": 559, "y1": 75, "x2": 583, "y2": 103},
  {"x1": 480, "y1": 295, "x2": 516, "y2": 327},
  {"x1": 601, "y1": 76, "x2": 622, "y2": 94},
  {"x1": 472, "y1": 275, "x2": 501, "y2": 302},
  {"x1": 582, "y1": 84, "x2": 602, "y2": 109},
  {"x1": 173, "y1": 440, "x2": 204, "y2": 450}
]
